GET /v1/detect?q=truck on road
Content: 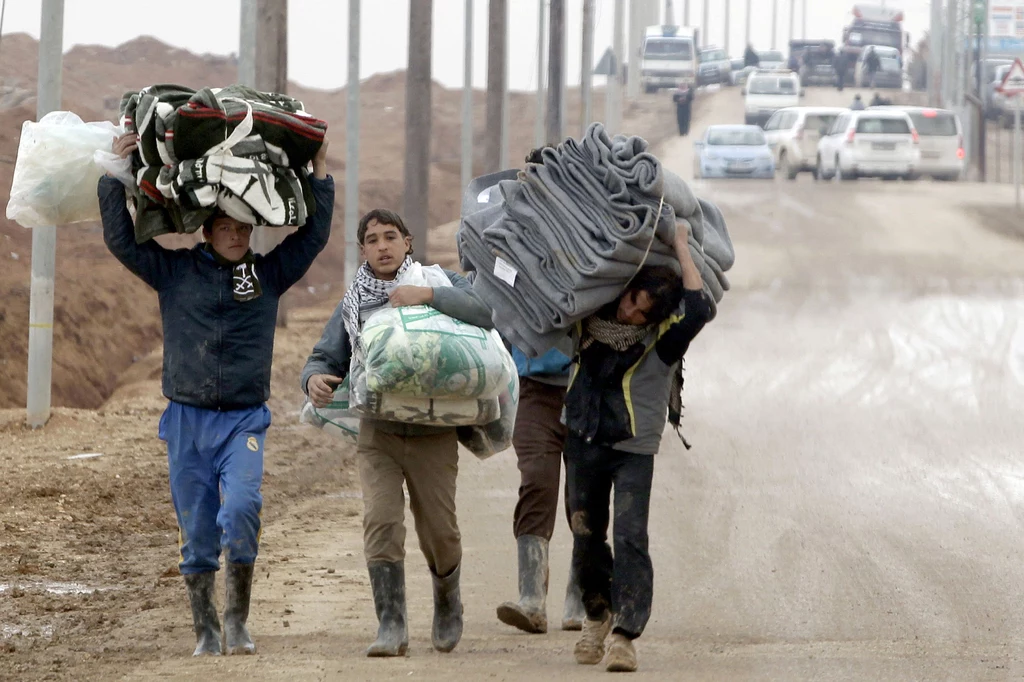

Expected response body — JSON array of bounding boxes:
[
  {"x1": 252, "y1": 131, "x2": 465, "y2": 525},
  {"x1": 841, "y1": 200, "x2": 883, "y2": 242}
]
[
  {"x1": 841, "y1": 4, "x2": 904, "y2": 61},
  {"x1": 640, "y1": 25, "x2": 700, "y2": 93}
]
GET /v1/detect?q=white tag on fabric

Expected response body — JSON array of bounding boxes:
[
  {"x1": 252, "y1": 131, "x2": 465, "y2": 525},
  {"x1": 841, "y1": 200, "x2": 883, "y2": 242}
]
[
  {"x1": 477, "y1": 188, "x2": 492, "y2": 203},
  {"x1": 493, "y1": 257, "x2": 518, "y2": 287}
]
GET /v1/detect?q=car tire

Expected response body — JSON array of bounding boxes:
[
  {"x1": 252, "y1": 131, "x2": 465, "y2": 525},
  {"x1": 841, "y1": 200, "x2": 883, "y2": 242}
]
[
  {"x1": 780, "y1": 152, "x2": 798, "y2": 180},
  {"x1": 815, "y1": 156, "x2": 827, "y2": 181},
  {"x1": 835, "y1": 158, "x2": 855, "y2": 181}
]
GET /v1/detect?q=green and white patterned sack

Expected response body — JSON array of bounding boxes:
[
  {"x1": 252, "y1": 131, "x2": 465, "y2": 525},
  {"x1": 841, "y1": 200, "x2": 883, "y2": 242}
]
[
  {"x1": 299, "y1": 376, "x2": 360, "y2": 443},
  {"x1": 362, "y1": 306, "x2": 512, "y2": 400}
]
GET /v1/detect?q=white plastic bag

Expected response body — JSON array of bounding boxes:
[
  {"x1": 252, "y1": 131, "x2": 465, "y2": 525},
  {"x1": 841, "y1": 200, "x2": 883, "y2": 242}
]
[
  {"x1": 6, "y1": 112, "x2": 121, "y2": 228},
  {"x1": 299, "y1": 377, "x2": 360, "y2": 443}
]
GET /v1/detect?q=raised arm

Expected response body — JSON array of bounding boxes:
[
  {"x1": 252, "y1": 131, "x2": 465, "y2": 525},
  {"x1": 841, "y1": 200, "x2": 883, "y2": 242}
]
[
  {"x1": 260, "y1": 139, "x2": 335, "y2": 294},
  {"x1": 99, "y1": 133, "x2": 179, "y2": 290},
  {"x1": 654, "y1": 221, "x2": 711, "y2": 364}
]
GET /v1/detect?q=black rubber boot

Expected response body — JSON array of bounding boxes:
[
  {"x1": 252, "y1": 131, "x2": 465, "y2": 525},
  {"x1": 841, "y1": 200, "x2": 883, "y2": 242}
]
[
  {"x1": 184, "y1": 572, "x2": 222, "y2": 656},
  {"x1": 431, "y1": 564, "x2": 464, "y2": 653},
  {"x1": 496, "y1": 534, "x2": 549, "y2": 633},
  {"x1": 366, "y1": 561, "x2": 408, "y2": 657},
  {"x1": 561, "y1": 560, "x2": 586, "y2": 631},
  {"x1": 223, "y1": 562, "x2": 256, "y2": 655}
]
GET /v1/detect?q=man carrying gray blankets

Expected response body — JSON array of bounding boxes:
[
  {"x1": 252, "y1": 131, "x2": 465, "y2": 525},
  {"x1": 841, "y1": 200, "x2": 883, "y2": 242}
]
[{"x1": 457, "y1": 123, "x2": 734, "y2": 672}]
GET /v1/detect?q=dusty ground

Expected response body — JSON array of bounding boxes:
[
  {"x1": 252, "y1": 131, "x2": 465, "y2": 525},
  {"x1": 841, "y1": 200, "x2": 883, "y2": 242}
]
[{"x1": 6, "y1": 78, "x2": 1024, "y2": 681}]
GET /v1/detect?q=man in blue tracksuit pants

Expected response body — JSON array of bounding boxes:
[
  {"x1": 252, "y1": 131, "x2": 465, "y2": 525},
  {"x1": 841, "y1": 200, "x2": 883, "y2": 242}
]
[{"x1": 100, "y1": 132, "x2": 334, "y2": 656}]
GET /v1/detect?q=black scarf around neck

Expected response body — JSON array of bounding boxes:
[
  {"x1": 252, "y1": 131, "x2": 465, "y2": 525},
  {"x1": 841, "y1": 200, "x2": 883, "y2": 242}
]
[{"x1": 204, "y1": 243, "x2": 263, "y2": 302}]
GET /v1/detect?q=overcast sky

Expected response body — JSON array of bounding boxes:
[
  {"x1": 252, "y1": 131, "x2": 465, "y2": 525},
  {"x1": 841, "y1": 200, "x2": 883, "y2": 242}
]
[{"x1": 1, "y1": 0, "x2": 935, "y2": 92}]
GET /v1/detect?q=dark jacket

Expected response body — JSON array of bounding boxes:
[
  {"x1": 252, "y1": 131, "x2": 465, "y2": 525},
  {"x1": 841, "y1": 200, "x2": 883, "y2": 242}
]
[
  {"x1": 300, "y1": 269, "x2": 494, "y2": 437},
  {"x1": 564, "y1": 288, "x2": 711, "y2": 455},
  {"x1": 99, "y1": 173, "x2": 335, "y2": 410},
  {"x1": 744, "y1": 46, "x2": 760, "y2": 68}
]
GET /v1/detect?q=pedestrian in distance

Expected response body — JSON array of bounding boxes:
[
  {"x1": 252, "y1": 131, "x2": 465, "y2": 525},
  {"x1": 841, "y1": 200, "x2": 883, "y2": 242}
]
[
  {"x1": 565, "y1": 221, "x2": 711, "y2": 673},
  {"x1": 494, "y1": 149, "x2": 587, "y2": 636},
  {"x1": 865, "y1": 47, "x2": 882, "y2": 89},
  {"x1": 301, "y1": 209, "x2": 494, "y2": 657},
  {"x1": 673, "y1": 85, "x2": 695, "y2": 136},
  {"x1": 743, "y1": 43, "x2": 760, "y2": 68},
  {"x1": 851, "y1": 93, "x2": 866, "y2": 110},
  {"x1": 835, "y1": 51, "x2": 849, "y2": 91},
  {"x1": 99, "y1": 132, "x2": 334, "y2": 657}
]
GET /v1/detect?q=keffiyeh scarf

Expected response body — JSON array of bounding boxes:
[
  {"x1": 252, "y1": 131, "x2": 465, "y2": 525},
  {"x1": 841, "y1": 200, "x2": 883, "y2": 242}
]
[{"x1": 341, "y1": 256, "x2": 414, "y2": 354}]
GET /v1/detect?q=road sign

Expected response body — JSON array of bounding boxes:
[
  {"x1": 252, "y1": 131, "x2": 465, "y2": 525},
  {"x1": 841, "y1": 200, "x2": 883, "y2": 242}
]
[
  {"x1": 996, "y1": 57, "x2": 1024, "y2": 95},
  {"x1": 594, "y1": 47, "x2": 618, "y2": 76}
]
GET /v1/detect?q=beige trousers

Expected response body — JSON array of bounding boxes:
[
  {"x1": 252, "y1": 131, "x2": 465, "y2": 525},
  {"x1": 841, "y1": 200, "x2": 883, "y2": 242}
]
[{"x1": 356, "y1": 420, "x2": 462, "y2": 576}]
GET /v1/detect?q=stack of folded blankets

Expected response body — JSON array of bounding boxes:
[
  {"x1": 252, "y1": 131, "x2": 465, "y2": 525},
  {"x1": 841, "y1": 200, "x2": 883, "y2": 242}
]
[
  {"x1": 457, "y1": 122, "x2": 736, "y2": 357},
  {"x1": 119, "y1": 84, "x2": 328, "y2": 242}
]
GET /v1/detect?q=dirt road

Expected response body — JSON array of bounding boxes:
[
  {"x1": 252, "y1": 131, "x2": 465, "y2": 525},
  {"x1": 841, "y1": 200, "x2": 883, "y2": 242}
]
[{"x1": 6, "y1": 86, "x2": 1024, "y2": 680}]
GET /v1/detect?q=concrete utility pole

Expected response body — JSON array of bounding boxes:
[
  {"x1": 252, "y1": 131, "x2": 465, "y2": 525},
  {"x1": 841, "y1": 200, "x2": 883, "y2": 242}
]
[
  {"x1": 462, "y1": 0, "x2": 474, "y2": 193},
  {"x1": 802, "y1": 0, "x2": 807, "y2": 38},
  {"x1": 546, "y1": 0, "x2": 565, "y2": 145},
  {"x1": 26, "y1": 0, "x2": 63, "y2": 429},
  {"x1": 929, "y1": 0, "x2": 943, "y2": 106},
  {"x1": 745, "y1": 0, "x2": 752, "y2": 46},
  {"x1": 628, "y1": 0, "x2": 642, "y2": 98},
  {"x1": 485, "y1": 0, "x2": 507, "y2": 173},
  {"x1": 581, "y1": 0, "x2": 595, "y2": 136},
  {"x1": 944, "y1": 0, "x2": 958, "y2": 107},
  {"x1": 772, "y1": 0, "x2": 778, "y2": 49},
  {"x1": 404, "y1": 0, "x2": 432, "y2": 262},
  {"x1": 789, "y1": 0, "x2": 796, "y2": 43},
  {"x1": 535, "y1": 0, "x2": 547, "y2": 148},
  {"x1": 345, "y1": 0, "x2": 360, "y2": 286},
  {"x1": 684, "y1": 0, "x2": 690, "y2": 25}
]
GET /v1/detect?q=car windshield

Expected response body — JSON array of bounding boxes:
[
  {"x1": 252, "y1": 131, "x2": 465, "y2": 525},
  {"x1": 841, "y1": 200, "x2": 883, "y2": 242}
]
[
  {"x1": 759, "y1": 51, "x2": 784, "y2": 62},
  {"x1": 702, "y1": 49, "x2": 727, "y2": 61},
  {"x1": 907, "y1": 111, "x2": 957, "y2": 135},
  {"x1": 708, "y1": 128, "x2": 766, "y2": 146},
  {"x1": 855, "y1": 117, "x2": 911, "y2": 134},
  {"x1": 850, "y1": 29, "x2": 901, "y2": 48},
  {"x1": 749, "y1": 77, "x2": 797, "y2": 94},
  {"x1": 645, "y1": 39, "x2": 693, "y2": 60}
]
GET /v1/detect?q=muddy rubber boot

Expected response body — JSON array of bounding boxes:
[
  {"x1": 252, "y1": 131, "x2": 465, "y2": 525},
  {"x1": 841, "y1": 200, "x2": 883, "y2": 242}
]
[
  {"x1": 431, "y1": 564, "x2": 464, "y2": 653},
  {"x1": 560, "y1": 561, "x2": 585, "y2": 631},
  {"x1": 573, "y1": 611, "x2": 612, "y2": 665},
  {"x1": 184, "y1": 572, "x2": 222, "y2": 657},
  {"x1": 605, "y1": 633, "x2": 638, "y2": 672},
  {"x1": 496, "y1": 534, "x2": 549, "y2": 633},
  {"x1": 366, "y1": 561, "x2": 408, "y2": 657},
  {"x1": 223, "y1": 562, "x2": 256, "y2": 655}
]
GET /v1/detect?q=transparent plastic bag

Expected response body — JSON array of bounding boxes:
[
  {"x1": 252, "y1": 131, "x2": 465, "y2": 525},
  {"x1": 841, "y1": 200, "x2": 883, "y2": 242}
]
[
  {"x1": 6, "y1": 112, "x2": 122, "y2": 228},
  {"x1": 298, "y1": 376, "x2": 360, "y2": 443},
  {"x1": 457, "y1": 370, "x2": 520, "y2": 460}
]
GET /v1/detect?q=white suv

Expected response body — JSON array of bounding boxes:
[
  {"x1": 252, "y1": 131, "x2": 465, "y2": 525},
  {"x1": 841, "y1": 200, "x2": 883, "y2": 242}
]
[
  {"x1": 816, "y1": 110, "x2": 920, "y2": 181},
  {"x1": 871, "y1": 106, "x2": 964, "y2": 181},
  {"x1": 762, "y1": 107, "x2": 846, "y2": 179}
]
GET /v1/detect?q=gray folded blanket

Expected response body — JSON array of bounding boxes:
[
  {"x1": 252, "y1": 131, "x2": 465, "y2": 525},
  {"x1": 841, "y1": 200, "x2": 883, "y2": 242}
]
[{"x1": 456, "y1": 123, "x2": 734, "y2": 357}]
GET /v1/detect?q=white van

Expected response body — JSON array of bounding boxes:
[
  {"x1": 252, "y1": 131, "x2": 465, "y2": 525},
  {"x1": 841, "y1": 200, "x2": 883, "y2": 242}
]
[
  {"x1": 744, "y1": 71, "x2": 802, "y2": 127},
  {"x1": 640, "y1": 25, "x2": 699, "y2": 93}
]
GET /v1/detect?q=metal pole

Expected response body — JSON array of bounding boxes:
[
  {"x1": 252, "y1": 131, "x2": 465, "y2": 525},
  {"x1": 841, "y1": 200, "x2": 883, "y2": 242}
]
[
  {"x1": 26, "y1": 0, "x2": 63, "y2": 428},
  {"x1": 462, "y1": 0, "x2": 474, "y2": 192},
  {"x1": 485, "y1": 0, "x2": 507, "y2": 173},
  {"x1": 581, "y1": 0, "x2": 594, "y2": 136},
  {"x1": 944, "y1": 0, "x2": 958, "y2": 107},
  {"x1": 724, "y1": 0, "x2": 730, "y2": 55},
  {"x1": 745, "y1": 0, "x2": 751, "y2": 46},
  {"x1": 239, "y1": 0, "x2": 256, "y2": 87},
  {"x1": 702, "y1": 0, "x2": 709, "y2": 48},
  {"x1": 500, "y1": 0, "x2": 510, "y2": 170},
  {"x1": 535, "y1": 0, "x2": 546, "y2": 147},
  {"x1": 789, "y1": 0, "x2": 795, "y2": 43},
  {"x1": 607, "y1": 0, "x2": 624, "y2": 134},
  {"x1": 772, "y1": 0, "x2": 778, "y2": 49},
  {"x1": 684, "y1": 0, "x2": 689, "y2": 25},
  {"x1": 929, "y1": 0, "x2": 943, "y2": 106},
  {"x1": 404, "y1": 0, "x2": 432, "y2": 260},
  {"x1": 975, "y1": 16, "x2": 985, "y2": 181},
  {"x1": 665, "y1": 0, "x2": 673, "y2": 23},
  {"x1": 1011, "y1": 102, "x2": 1019, "y2": 206},
  {"x1": 345, "y1": 0, "x2": 360, "y2": 286},
  {"x1": 546, "y1": 0, "x2": 565, "y2": 144}
]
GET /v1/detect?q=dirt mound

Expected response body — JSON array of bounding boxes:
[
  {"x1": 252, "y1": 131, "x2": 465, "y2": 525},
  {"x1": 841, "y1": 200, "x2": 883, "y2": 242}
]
[{"x1": 0, "y1": 35, "x2": 676, "y2": 412}]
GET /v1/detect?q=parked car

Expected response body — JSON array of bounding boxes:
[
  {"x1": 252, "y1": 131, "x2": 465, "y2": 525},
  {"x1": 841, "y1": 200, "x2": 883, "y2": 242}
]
[
  {"x1": 854, "y1": 45, "x2": 903, "y2": 89},
  {"x1": 987, "y1": 63, "x2": 1014, "y2": 122},
  {"x1": 698, "y1": 46, "x2": 732, "y2": 85},
  {"x1": 757, "y1": 50, "x2": 787, "y2": 71},
  {"x1": 744, "y1": 71, "x2": 802, "y2": 127},
  {"x1": 872, "y1": 106, "x2": 963, "y2": 181},
  {"x1": 728, "y1": 57, "x2": 746, "y2": 86},
  {"x1": 816, "y1": 109, "x2": 920, "y2": 181},
  {"x1": 762, "y1": 106, "x2": 846, "y2": 179},
  {"x1": 694, "y1": 125, "x2": 776, "y2": 179}
]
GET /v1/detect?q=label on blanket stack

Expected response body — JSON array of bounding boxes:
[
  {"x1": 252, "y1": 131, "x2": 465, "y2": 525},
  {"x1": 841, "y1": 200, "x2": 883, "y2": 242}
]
[{"x1": 493, "y1": 257, "x2": 518, "y2": 287}]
